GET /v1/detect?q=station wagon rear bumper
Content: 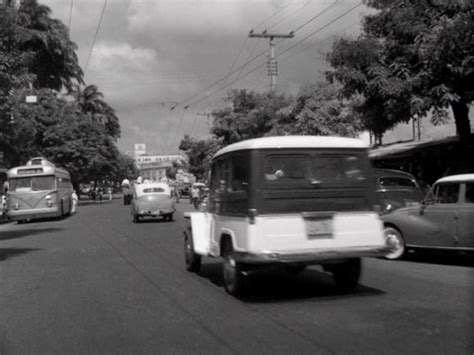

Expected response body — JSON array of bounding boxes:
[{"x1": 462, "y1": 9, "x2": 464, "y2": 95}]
[{"x1": 232, "y1": 245, "x2": 391, "y2": 264}]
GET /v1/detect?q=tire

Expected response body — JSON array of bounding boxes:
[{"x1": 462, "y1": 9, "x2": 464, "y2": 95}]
[
  {"x1": 168, "y1": 213, "x2": 174, "y2": 222},
  {"x1": 133, "y1": 214, "x2": 140, "y2": 223},
  {"x1": 332, "y1": 258, "x2": 361, "y2": 292},
  {"x1": 184, "y1": 228, "x2": 201, "y2": 273},
  {"x1": 222, "y1": 241, "x2": 245, "y2": 296},
  {"x1": 384, "y1": 227, "x2": 406, "y2": 260}
]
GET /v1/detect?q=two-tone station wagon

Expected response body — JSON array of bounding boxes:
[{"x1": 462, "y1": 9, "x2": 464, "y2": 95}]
[{"x1": 184, "y1": 136, "x2": 390, "y2": 296}]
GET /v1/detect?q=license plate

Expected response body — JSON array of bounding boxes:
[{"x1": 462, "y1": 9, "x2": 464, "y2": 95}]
[{"x1": 305, "y1": 218, "x2": 333, "y2": 238}]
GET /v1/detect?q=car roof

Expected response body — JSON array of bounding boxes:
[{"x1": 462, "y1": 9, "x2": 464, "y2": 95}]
[
  {"x1": 375, "y1": 168, "x2": 417, "y2": 179},
  {"x1": 214, "y1": 135, "x2": 368, "y2": 158},
  {"x1": 436, "y1": 174, "x2": 474, "y2": 184}
]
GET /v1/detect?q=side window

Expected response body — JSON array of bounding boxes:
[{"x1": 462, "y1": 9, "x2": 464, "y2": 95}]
[
  {"x1": 210, "y1": 162, "x2": 219, "y2": 193},
  {"x1": 435, "y1": 183, "x2": 459, "y2": 204},
  {"x1": 464, "y1": 183, "x2": 474, "y2": 203},
  {"x1": 229, "y1": 154, "x2": 249, "y2": 192}
]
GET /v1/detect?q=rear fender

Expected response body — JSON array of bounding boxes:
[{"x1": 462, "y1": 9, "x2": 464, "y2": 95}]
[{"x1": 184, "y1": 212, "x2": 212, "y2": 256}]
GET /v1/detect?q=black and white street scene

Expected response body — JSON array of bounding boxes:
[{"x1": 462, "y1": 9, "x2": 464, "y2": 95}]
[{"x1": 1, "y1": 0, "x2": 473, "y2": 354}]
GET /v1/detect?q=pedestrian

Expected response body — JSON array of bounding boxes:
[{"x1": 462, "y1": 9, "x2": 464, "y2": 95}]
[
  {"x1": 191, "y1": 185, "x2": 200, "y2": 209},
  {"x1": 71, "y1": 190, "x2": 78, "y2": 214},
  {"x1": 108, "y1": 186, "x2": 113, "y2": 201}
]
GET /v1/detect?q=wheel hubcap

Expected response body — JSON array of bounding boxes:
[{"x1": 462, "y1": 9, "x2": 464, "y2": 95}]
[{"x1": 385, "y1": 230, "x2": 403, "y2": 258}]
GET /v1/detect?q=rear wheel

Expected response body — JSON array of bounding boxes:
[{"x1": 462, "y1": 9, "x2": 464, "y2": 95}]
[
  {"x1": 384, "y1": 227, "x2": 406, "y2": 260},
  {"x1": 222, "y1": 241, "x2": 245, "y2": 296},
  {"x1": 184, "y1": 228, "x2": 201, "y2": 272},
  {"x1": 331, "y1": 258, "x2": 361, "y2": 291}
]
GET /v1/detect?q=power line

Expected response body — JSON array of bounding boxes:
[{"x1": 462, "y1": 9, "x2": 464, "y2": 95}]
[
  {"x1": 177, "y1": 0, "x2": 340, "y2": 107},
  {"x1": 68, "y1": 0, "x2": 73, "y2": 33},
  {"x1": 292, "y1": 0, "x2": 340, "y2": 33},
  {"x1": 84, "y1": 0, "x2": 107, "y2": 74},
  {"x1": 265, "y1": 0, "x2": 313, "y2": 32},
  {"x1": 183, "y1": 2, "x2": 363, "y2": 109},
  {"x1": 277, "y1": 2, "x2": 363, "y2": 60}
]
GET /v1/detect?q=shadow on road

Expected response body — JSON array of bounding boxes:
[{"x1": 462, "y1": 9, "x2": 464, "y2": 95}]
[
  {"x1": 0, "y1": 227, "x2": 63, "y2": 241},
  {"x1": 198, "y1": 261, "x2": 385, "y2": 303},
  {"x1": 0, "y1": 247, "x2": 40, "y2": 261},
  {"x1": 403, "y1": 252, "x2": 474, "y2": 268}
]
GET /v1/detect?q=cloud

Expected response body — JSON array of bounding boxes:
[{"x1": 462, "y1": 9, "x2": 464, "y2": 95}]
[
  {"x1": 86, "y1": 41, "x2": 200, "y2": 107},
  {"x1": 127, "y1": 0, "x2": 276, "y2": 35}
]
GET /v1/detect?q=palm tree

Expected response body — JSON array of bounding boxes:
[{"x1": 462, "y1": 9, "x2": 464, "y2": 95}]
[
  {"x1": 74, "y1": 84, "x2": 121, "y2": 140},
  {"x1": 17, "y1": 0, "x2": 84, "y2": 92}
]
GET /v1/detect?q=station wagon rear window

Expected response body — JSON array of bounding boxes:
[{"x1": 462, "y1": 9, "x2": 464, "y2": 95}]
[{"x1": 263, "y1": 154, "x2": 365, "y2": 184}]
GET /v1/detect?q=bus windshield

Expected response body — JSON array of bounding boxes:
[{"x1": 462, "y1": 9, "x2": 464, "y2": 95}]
[{"x1": 10, "y1": 176, "x2": 56, "y2": 192}]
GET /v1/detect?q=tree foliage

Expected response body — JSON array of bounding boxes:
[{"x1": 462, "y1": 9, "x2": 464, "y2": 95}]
[
  {"x1": 15, "y1": 0, "x2": 84, "y2": 92},
  {"x1": 211, "y1": 89, "x2": 292, "y2": 146},
  {"x1": 179, "y1": 135, "x2": 220, "y2": 180},
  {"x1": 270, "y1": 82, "x2": 364, "y2": 137},
  {"x1": 74, "y1": 84, "x2": 121, "y2": 140},
  {"x1": 327, "y1": 0, "x2": 474, "y2": 145},
  {"x1": 0, "y1": 1, "x2": 128, "y2": 185}
]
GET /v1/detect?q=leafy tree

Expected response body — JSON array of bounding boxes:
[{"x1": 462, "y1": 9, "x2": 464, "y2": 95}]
[
  {"x1": 41, "y1": 114, "x2": 121, "y2": 189},
  {"x1": 16, "y1": 0, "x2": 84, "y2": 92},
  {"x1": 179, "y1": 135, "x2": 220, "y2": 180},
  {"x1": 270, "y1": 82, "x2": 364, "y2": 137},
  {"x1": 327, "y1": 0, "x2": 474, "y2": 146},
  {"x1": 166, "y1": 160, "x2": 187, "y2": 180},
  {"x1": 114, "y1": 153, "x2": 138, "y2": 182},
  {"x1": 211, "y1": 89, "x2": 291, "y2": 146},
  {"x1": 2, "y1": 88, "x2": 69, "y2": 167}
]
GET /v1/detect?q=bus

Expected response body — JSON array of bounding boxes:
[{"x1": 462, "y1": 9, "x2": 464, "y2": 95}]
[{"x1": 7, "y1": 157, "x2": 73, "y2": 222}]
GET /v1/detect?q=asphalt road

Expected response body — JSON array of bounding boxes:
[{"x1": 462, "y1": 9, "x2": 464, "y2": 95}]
[{"x1": 1, "y1": 199, "x2": 473, "y2": 354}]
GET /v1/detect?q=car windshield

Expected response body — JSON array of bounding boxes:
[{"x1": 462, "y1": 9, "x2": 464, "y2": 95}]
[
  {"x1": 10, "y1": 176, "x2": 55, "y2": 192},
  {"x1": 263, "y1": 154, "x2": 365, "y2": 184}
]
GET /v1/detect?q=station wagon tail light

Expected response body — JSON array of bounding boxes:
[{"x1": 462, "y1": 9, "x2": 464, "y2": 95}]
[{"x1": 247, "y1": 209, "x2": 257, "y2": 224}]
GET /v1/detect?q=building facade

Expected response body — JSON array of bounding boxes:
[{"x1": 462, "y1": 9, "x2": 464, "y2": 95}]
[{"x1": 133, "y1": 143, "x2": 185, "y2": 182}]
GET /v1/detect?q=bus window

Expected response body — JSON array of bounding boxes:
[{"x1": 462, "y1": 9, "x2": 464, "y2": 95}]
[
  {"x1": 10, "y1": 176, "x2": 55, "y2": 192},
  {"x1": 32, "y1": 176, "x2": 55, "y2": 191},
  {"x1": 10, "y1": 178, "x2": 32, "y2": 192}
]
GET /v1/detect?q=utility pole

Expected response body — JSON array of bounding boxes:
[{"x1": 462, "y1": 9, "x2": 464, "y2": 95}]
[{"x1": 248, "y1": 30, "x2": 294, "y2": 93}]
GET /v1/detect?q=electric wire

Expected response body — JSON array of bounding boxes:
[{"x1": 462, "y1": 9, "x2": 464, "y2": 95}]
[
  {"x1": 265, "y1": 0, "x2": 313, "y2": 31},
  {"x1": 68, "y1": 0, "x2": 73, "y2": 33},
  {"x1": 84, "y1": 0, "x2": 108, "y2": 74},
  {"x1": 184, "y1": 2, "x2": 363, "y2": 110},
  {"x1": 292, "y1": 0, "x2": 340, "y2": 33},
  {"x1": 177, "y1": 0, "x2": 341, "y2": 108}
]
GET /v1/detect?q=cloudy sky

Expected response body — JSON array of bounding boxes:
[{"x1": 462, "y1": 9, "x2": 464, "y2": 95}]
[{"x1": 42, "y1": 0, "x2": 465, "y2": 155}]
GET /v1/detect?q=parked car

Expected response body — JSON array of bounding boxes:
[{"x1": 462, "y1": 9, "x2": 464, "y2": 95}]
[
  {"x1": 374, "y1": 169, "x2": 424, "y2": 214},
  {"x1": 183, "y1": 136, "x2": 389, "y2": 296},
  {"x1": 382, "y1": 174, "x2": 474, "y2": 260},
  {"x1": 131, "y1": 182, "x2": 176, "y2": 223}
]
